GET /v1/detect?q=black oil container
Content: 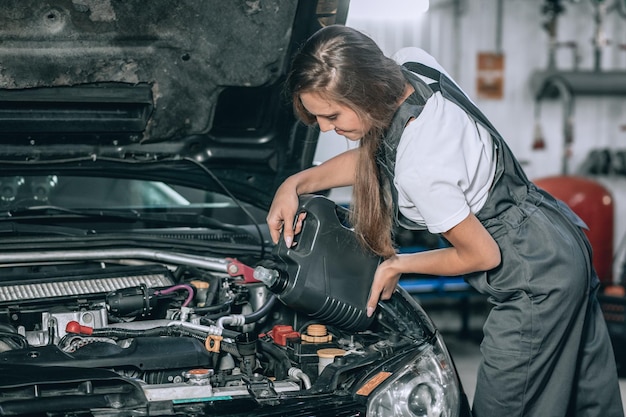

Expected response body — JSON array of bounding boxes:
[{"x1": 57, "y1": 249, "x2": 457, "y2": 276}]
[{"x1": 254, "y1": 194, "x2": 381, "y2": 331}]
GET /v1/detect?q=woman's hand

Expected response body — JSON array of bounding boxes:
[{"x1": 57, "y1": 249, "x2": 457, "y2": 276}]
[
  {"x1": 366, "y1": 213, "x2": 500, "y2": 317},
  {"x1": 266, "y1": 149, "x2": 359, "y2": 247},
  {"x1": 266, "y1": 178, "x2": 306, "y2": 248},
  {"x1": 366, "y1": 256, "x2": 402, "y2": 317}
]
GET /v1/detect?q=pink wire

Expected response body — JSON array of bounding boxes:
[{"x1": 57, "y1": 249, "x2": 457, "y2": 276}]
[{"x1": 156, "y1": 284, "x2": 195, "y2": 307}]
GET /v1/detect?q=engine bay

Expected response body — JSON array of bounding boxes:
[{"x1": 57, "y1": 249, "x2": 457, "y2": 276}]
[{"x1": 0, "y1": 251, "x2": 433, "y2": 405}]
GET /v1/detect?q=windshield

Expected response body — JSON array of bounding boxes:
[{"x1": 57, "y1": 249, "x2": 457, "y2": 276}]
[{"x1": 0, "y1": 174, "x2": 266, "y2": 226}]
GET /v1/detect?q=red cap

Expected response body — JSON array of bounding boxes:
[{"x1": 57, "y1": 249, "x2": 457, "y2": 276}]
[
  {"x1": 66, "y1": 321, "x2": 93, "y2": 335},
  {"x1": 270, "y1": 324, "x2": 300, "y2": 346}
]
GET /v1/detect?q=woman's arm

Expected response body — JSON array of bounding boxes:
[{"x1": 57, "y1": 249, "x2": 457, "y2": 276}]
[
  {"x1": 267, "y1": 148, "x2": 359, "y2": 246},
  {"x1": 366, "y1": 212, "x2": 500, "y2": 316}
]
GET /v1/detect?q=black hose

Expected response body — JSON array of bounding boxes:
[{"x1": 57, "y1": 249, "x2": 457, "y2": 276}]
[
  {"x1": 0, "y1": 323, "x2": 18, "y2": 333},
  {"x1": 200, "y1": 305, "x2": 233, "y2": 322},
  {"x1": 257, "y1": 339, "x2": 291, "y2": 380},
  {"x1": 221, "y1": 328, "x2": 241, "y2": 338},
  {"x1": 244, "y1": 294, "x2": 278, "y2": 324},
  {"x1": 194, "y1": 299, "x2": 234, "y2": 314},
  {"x1": 91, "y1": 328, "x2": 148, "y2": 338},
  {"x1": 89, "y1": 324, "x2": 240, "y2": 341},
  {"x1": 0, "y1": 331, "x2": 28, "y2": 350}
]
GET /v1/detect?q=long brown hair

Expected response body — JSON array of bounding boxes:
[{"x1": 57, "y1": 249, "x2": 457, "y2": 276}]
[{"x1": 286, "y1": 25, "x2": 406, "y2": 258}]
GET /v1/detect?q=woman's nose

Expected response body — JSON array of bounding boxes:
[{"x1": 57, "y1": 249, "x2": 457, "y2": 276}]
[{"x1": 317, "y1": 118, "x2": 334, "y2": 132}]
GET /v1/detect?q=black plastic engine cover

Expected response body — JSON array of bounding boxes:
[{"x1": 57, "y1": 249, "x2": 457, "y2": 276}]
[{"x1": 0, "y1": 336, "x2": 212, "y2": 370}]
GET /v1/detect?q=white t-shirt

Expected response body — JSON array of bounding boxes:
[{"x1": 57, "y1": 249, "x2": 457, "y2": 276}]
[{"x1": 391, "y1": 47, "x2": 496, "y2": 234}]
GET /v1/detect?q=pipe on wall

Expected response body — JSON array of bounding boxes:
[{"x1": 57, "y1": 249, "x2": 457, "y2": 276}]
[{"x1": 531, "y1": 70, "x2": 626, "y2": 97}]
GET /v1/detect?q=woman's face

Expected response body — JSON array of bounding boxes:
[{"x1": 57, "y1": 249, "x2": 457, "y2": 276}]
[{"x1": 299, "y1": 92, "x2": 367, "y2": 141}]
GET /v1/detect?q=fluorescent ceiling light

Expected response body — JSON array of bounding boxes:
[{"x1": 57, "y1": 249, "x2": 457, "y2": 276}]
[{"x1": 348, "y1": 0, "x2": 429, "y2": 20}]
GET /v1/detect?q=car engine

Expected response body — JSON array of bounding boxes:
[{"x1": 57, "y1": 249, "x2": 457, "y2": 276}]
[{"x1": 0, "y1": 250, "x2": 432, "y2": 405}]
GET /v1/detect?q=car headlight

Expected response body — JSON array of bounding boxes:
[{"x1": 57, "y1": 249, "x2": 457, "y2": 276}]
[{"x1": 367, "y1": 333, "x2": 461, "y2": 417}]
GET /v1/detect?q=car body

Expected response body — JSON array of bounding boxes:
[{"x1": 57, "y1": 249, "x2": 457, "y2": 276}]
[{"x1": 0, "y1": 1, "x2": 472, "y2": 416}]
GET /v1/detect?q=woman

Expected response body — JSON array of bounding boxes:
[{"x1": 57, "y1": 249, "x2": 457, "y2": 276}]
[{"x1": 267, "y1": 25, "x2": 623, "y2": 417}]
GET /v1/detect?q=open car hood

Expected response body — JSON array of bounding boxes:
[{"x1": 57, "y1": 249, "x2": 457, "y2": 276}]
[{"x1": 0, "y1": 0, "x2": 349, "y2": 205}]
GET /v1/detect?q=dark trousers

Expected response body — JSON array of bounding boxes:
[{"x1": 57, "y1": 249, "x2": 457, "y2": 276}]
[{"x1": 470, "y1": 191, "x2": 624, "y2": 417}]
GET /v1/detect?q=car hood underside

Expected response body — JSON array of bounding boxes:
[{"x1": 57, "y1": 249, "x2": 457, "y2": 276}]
[{"x1": 0, "y1": 0, "x2": 299, "y2": 141}]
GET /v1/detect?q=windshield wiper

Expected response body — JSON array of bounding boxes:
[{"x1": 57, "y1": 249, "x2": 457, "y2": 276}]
[
  {"x1": 1, "y1": 205, "x2": 142, "y2": 221},
  {"x1": 0, "y1": 221, "x2": 90, "y2": 236}
]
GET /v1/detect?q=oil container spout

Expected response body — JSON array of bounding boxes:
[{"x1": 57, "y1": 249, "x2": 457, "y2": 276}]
[
  {"x1": 253, "y1": 265, "x2": 287, "y2": 292},
  {"x1": 253, "y1": 265, "x2": 280, "y2": 287}
]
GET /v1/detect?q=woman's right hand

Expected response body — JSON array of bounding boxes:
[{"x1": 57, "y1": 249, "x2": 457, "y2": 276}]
[
  {"x1": 266, "y1": 178, "x2": 306, "y2": 248},
  {"x1": 267, "y1": 149, "x2": 359, "y2": 247}
]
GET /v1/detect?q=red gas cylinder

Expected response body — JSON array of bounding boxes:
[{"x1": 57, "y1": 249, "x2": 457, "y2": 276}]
[{"x1": 534, "y1": 175, "x2": 614, "y2": 285}]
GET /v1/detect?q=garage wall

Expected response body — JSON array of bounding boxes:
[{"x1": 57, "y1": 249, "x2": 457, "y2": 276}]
[{"x1": 315, "y1": 0, "x2": 626, "y2": 182}]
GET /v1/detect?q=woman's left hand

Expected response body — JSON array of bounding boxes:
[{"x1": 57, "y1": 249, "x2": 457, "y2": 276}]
[
  {"x1": 366, "y1": 256, "x2": 402, "y2": 317},
  {"x1": 364, "y1": 213, "x2": 501, "y2": 318}
]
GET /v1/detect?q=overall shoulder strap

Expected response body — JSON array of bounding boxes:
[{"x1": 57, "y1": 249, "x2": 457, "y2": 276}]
[
  {"x1": 402, "y1": 61, "x2": 502, "y2": 140},
  {"x1": 403, "y1": 61, "x2": 535, "y2": 202}
]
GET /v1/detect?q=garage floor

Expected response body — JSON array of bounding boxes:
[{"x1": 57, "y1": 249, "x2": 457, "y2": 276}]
[{"x1": 419, "y1": 297, "x2": 626, "y2": 414}]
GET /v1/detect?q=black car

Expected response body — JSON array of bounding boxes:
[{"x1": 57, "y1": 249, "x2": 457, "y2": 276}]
[{"x1": 0, "y1": 1, "x2": 472, "y2": 416}]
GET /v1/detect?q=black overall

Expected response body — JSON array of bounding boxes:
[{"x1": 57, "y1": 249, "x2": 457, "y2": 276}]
[{"x1": 377, "y1": 63, "x2": 624, "y2": 417}]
